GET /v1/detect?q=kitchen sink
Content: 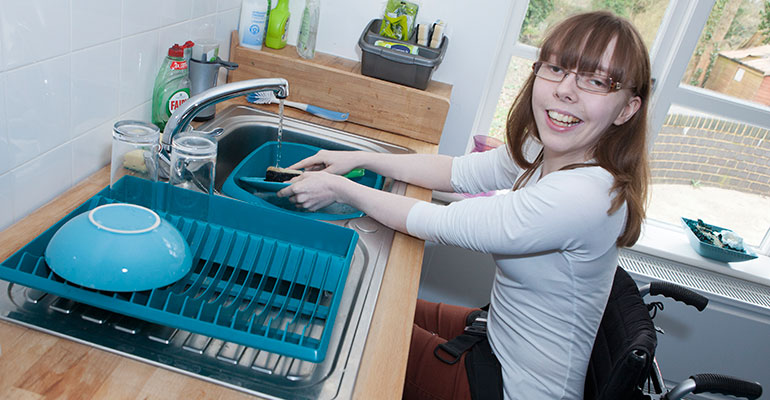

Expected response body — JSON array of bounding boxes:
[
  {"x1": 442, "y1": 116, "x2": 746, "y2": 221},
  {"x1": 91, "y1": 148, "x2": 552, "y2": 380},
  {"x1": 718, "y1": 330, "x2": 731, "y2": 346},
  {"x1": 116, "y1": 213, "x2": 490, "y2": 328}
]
[{"x1": 0, "y1": 104, "x2": 412, "y2": 399}]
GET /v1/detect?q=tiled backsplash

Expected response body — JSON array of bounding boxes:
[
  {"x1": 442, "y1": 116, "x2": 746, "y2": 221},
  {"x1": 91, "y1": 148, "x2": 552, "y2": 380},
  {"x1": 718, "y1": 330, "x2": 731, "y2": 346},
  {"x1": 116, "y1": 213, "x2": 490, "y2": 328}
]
[{"x1": 0, "y1": 0, "x2": 242, "y2": 230}]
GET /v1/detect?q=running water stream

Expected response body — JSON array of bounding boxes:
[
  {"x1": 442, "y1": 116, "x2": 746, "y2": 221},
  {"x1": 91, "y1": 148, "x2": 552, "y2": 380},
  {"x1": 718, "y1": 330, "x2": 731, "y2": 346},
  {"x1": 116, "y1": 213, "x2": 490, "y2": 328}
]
[{"x1": 275, "y1": 99, "x2": 285, "y2": 167}]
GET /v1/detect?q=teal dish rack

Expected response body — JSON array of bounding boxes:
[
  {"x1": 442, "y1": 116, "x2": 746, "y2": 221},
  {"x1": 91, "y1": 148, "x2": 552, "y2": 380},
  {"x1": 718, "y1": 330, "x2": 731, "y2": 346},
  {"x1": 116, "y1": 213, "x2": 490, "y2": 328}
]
[
  {"x1": 222, "y1": 141, "x2": 384, "y2": 220},
  {"x1": 0, "y1": 176, "x2": 358, "y2": 362}
]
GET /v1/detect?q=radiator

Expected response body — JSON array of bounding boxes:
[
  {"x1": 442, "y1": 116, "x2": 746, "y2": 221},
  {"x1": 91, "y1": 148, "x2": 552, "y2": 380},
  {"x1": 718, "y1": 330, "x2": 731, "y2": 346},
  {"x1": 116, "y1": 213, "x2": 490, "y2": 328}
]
[{"x1": 620, "y1": 249, "x2": 770, "y2": 312}]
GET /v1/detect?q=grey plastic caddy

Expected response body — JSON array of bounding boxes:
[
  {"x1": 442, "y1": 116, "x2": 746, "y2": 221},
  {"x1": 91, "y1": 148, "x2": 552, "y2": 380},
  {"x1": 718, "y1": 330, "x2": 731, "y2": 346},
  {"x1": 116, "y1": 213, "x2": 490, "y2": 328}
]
[{"x1": 358, "y1": 19, "x2": 448, "y2": 90}]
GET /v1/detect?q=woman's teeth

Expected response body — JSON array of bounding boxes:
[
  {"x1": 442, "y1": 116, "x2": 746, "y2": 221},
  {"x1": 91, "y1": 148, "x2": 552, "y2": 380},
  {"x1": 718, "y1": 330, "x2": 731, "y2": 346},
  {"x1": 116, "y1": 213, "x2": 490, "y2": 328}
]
[{"x1": 547, "y1": 110, "x2": 582, "y2": 127}]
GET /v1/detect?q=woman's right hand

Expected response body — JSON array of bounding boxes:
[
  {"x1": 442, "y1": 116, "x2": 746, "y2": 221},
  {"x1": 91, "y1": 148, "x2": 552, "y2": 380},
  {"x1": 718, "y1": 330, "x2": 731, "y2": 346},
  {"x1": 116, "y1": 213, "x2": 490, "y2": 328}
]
[
  {"x1": 289, "y1": 150, "x2": 364, "y2": 176},
  {"x1": 277, "y1": 170, "x2": 351, "y2": 212}
]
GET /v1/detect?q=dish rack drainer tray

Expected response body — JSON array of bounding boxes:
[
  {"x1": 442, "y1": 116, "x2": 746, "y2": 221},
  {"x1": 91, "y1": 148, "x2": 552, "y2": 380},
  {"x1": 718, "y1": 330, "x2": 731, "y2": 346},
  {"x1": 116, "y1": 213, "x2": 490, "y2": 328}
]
[{"x1": 0, "y1": 176, "x2": 358, "y2": 362}]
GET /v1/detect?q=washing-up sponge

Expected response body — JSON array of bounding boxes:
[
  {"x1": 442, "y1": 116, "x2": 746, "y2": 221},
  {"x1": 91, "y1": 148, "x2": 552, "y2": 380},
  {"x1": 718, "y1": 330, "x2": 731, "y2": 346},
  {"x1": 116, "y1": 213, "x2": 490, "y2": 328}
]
[
  {"x1": 429, "y1": 20, "x2": 445, "y2": 49},
  {"x1": 265, "y1": 166, "x2": 302, "y2": 182},
  {"x1": 417, "y1": 24, "x2": 429, "y2": 46}
]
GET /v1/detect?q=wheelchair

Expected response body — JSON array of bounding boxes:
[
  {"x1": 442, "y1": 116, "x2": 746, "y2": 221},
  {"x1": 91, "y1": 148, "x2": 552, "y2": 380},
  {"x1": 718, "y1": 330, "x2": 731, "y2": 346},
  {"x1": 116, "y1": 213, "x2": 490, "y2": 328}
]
[{"x1": 584, "y1": 267, "x2": 763, "y2": 400}]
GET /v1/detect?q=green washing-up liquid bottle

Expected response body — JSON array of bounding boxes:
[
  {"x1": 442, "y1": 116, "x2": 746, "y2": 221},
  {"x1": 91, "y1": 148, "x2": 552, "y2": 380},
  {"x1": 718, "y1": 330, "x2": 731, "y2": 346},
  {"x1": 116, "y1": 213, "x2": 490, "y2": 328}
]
[
  {"x1": 265, "y1": 0, "x2": 290, "y2": 49},
  {"x1": 151, "y1": 44, "x2": 191, "y2": 132}
]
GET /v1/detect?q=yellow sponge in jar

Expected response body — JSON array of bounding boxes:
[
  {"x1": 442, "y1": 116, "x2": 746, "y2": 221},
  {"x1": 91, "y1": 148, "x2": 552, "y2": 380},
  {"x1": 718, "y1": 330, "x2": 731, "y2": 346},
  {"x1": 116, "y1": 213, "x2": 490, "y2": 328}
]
[{"x1": 122, "y1": 149, "x2": 147, "y2": 173}]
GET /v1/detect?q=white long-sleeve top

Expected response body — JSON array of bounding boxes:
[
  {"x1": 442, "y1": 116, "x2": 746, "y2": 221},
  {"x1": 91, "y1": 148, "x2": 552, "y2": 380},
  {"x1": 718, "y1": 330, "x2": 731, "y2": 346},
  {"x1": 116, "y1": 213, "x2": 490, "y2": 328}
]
[{"x1": 406, "y1": 145, "x2": 626, "y2": 399}]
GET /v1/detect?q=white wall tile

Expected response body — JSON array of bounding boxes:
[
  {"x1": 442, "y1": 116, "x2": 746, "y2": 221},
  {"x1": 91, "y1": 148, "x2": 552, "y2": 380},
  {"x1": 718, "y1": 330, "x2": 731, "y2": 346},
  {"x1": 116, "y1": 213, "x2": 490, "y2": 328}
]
[
  {"x1": 123, "y1": 0, "x2": 163, "y2": 36},
  {"x1": 120, "y1": 31, "x2": 159, "y2": 114},
  {"x1": 216, "y1": 9, "x2": 240, "y2": 61},
  {"x1": 72, "y1": 121, "x2": 111, "y2": 183},
  {"x1": 0, "y1": 76, "x2": 9, "y2": 175},
  {"x1": 11, "y1": 143, "x2": 72, "y2": 222},
  {"x1": 71, "y1": 42, "x2": 121, "y2": 136},
  {"x1": 5, "y1": 56, "x2": 71, "y2": 169},
  {"x1": 72, "y1": 0, "x2": 122, "y2": 50},
  {"x1": 193, "y1": 0, "x2": 218, "y2": 18},
  {"x1": 0, "y1": 0, "x2": 71, "y2": 69},
  {"x1": 0, "y1": 173, "x2": 13, "y2": 231},
  {"x1": 121, "y1": 101, "x2": 153, "y2": 123},
  {"x1": 191, "y1": 16, "x2": 217, "y2": 42},
  {"x1": 160, "y1": 0, "x2": 194, "y2": 27},
  {"x1": 219, "y1": 0, "x2": 242, "y2": 12},
  {"x1": 0, "y1": 29, "x2": 4, "y2": 72}
]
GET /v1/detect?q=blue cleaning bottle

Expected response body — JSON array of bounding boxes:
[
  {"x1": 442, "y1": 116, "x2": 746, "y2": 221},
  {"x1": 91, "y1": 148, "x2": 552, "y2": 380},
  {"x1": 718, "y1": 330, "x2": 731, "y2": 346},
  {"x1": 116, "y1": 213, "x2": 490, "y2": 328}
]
[{"x1": 239, "y1": 0, "x2": 270, "y2": 50}]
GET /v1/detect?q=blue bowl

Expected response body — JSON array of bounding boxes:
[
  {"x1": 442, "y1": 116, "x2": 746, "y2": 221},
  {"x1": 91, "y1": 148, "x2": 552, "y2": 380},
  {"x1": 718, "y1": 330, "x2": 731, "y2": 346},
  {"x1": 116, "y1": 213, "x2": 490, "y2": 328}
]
[
  {"x1": 45, "y1": 203, "x2": 193, "y2": 291},
  {"x1": 681, "y1": 217, "x2": 758, "y2": 263}
]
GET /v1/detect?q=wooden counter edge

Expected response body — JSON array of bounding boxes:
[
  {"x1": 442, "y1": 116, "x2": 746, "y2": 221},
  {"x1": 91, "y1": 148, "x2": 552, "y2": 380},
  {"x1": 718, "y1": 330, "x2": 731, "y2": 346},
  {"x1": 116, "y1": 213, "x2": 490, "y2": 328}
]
[{"x1": 0, "y1": 136, "x2": 436, "y2": 400}]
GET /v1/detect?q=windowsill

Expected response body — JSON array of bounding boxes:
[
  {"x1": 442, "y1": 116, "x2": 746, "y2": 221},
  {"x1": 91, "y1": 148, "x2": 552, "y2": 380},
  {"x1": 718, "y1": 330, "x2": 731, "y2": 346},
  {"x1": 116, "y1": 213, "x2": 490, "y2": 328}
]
[
  {"x1": 431, "y1": 190, "x2": 770, "y2": 287},
  {"x1": 632, "y1": 219, "x2": 770, "y2": 287}
]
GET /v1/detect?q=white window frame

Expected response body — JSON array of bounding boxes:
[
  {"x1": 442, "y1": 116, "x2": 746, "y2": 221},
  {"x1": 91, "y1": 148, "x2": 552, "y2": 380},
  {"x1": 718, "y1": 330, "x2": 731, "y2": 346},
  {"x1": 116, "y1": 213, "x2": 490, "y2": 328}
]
[{"x1": 471, "y1": 0, "x2": 770, "y2": 277}]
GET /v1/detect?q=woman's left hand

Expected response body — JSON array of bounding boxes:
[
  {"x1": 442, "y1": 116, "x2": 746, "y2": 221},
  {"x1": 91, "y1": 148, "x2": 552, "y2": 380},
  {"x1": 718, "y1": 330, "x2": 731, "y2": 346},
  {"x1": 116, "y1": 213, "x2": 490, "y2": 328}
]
[{"x1": 276, "y1": 171, "x2": 350, "y2": 212}]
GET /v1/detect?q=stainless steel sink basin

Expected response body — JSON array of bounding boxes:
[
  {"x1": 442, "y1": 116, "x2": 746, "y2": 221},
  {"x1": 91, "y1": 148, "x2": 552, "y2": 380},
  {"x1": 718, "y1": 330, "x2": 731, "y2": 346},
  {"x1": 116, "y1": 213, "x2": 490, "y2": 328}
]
[{"x1": 0, "y1": 104, "x2": 413, "y2": 400}]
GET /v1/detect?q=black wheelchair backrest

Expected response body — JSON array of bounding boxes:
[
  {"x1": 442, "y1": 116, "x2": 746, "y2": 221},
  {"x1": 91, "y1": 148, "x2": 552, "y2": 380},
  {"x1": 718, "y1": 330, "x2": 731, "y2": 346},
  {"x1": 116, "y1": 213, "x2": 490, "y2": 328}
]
[{"x1": 584, "y1": 266, "x2": 657, "y2": 400}]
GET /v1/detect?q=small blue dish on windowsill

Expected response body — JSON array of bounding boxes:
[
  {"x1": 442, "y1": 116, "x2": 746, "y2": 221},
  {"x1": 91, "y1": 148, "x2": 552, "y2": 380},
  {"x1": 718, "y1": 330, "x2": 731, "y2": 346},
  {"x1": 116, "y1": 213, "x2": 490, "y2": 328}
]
[{"x1": 681, "y1": 217, "x2": 758, "y2": 263}]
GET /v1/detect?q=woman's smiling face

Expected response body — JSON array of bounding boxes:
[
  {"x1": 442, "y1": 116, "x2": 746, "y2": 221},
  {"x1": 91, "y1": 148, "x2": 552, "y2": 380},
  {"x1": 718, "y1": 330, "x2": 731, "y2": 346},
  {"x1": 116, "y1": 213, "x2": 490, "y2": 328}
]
[{"x1": 532, "y1": 37, "x2": 641, "y2": 172}]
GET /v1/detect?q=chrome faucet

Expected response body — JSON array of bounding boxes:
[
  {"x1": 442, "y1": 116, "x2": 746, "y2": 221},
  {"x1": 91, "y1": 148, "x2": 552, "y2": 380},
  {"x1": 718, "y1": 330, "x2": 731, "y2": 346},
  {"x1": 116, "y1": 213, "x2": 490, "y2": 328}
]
[
  {"x1": 161, "y1": 78, "x2": 289, "y2": 152},
  {"x1": 157, "y1": 78, "x2": 289, "y2": 186}
]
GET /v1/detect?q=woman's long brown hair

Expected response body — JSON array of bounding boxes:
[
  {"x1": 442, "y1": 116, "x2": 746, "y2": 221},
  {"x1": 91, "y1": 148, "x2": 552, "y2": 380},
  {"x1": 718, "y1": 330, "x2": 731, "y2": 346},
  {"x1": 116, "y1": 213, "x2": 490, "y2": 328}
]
[{"x1": 507, "y1": 11, "x2": 651, "y2": 247}]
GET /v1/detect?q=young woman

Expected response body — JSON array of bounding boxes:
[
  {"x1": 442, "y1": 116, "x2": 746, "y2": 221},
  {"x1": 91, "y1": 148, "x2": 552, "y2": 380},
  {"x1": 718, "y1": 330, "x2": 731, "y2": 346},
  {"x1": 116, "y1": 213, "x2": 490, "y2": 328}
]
[{"x1": 277, "y1": 11, "x2": 651, "y2": 399}]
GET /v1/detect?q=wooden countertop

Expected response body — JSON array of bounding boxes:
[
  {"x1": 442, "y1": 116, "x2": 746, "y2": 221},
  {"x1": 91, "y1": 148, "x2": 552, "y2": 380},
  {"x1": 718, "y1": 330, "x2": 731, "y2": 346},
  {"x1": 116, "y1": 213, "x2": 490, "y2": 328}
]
[{"x1": 0, "y1": 105, "x2": 437, "y2": 399}]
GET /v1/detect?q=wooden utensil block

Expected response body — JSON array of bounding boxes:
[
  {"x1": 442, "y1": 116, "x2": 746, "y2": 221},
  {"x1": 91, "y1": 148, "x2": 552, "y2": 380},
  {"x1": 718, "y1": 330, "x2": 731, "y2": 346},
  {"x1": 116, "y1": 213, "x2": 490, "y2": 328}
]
[{"x1": 227, "y1": 31, "x2": 451, "y2": 144}]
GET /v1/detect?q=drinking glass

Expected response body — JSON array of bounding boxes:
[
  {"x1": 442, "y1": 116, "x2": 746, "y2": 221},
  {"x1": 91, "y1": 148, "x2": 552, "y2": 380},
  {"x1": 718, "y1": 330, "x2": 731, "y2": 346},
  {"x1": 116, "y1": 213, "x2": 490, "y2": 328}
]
[
  {"x1": 110, "y1": 120, "x2": 160, "y2": 189},
  {"x1": 169, "y1": 133, "x2": 217, "y2": 194}
]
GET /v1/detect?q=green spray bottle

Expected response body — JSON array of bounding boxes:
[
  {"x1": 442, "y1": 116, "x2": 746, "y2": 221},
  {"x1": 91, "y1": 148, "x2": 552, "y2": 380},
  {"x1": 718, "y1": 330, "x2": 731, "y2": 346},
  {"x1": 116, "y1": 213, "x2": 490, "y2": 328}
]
[
  {"x1": 151, "y1": 44, "x2": 191, "y2": 131},
  {"x1": 265, "y1": 0, "x2": 290, "y2": 49}
]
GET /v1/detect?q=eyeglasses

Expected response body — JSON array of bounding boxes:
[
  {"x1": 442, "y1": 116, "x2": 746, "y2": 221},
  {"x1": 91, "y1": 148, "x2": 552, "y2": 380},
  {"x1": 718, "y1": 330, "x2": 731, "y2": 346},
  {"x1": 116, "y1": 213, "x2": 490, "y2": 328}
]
[{"x1": 532, "y1": 61, "x2": 625, "y2": 94}]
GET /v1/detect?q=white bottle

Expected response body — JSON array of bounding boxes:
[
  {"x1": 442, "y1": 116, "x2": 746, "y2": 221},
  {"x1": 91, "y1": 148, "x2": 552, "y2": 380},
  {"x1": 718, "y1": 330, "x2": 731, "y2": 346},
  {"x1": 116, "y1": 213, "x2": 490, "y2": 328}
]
[
  {"x1": 239, "y1": 0, "x2": 269, "y2": 50},
  {"x1": 296, "y1": 0, "x2": 320, "y2": 59}
]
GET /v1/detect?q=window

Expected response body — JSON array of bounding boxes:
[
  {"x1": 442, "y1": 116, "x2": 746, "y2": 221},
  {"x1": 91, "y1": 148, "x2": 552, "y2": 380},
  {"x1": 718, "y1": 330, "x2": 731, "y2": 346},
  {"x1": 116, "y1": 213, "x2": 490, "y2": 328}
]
[
  {"x1": 480, "y1": 0, "x2": 770, "y2": 254},
  {"x1": 648, "y1": 0, "x2": 770, "y2": 250}
]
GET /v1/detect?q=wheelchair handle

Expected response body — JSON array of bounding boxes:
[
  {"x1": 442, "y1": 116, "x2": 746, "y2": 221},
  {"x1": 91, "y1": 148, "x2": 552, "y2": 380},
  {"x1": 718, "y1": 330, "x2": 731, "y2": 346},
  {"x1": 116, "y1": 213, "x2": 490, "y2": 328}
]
[
  {"x1": 665, "y1": 373, "x2": 762, "y2": 400},
  {"x1": 639, "y1": 281, "x2": 708, "y2": 311}
]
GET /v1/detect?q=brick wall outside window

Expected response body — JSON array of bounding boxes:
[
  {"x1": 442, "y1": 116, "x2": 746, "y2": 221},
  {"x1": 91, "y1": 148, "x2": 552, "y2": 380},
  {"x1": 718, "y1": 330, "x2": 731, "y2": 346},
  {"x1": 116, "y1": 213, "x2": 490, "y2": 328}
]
[{"x1": 651, "y1": 114, "x2": 770, "y2": 196}]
